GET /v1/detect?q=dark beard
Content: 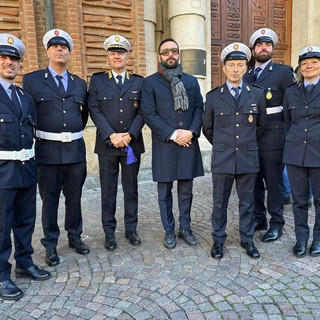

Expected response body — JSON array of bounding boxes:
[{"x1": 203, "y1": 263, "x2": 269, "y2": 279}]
[
  {"x1": 161, "y1": 58, "x2": 179, "y2": 69},
  {"x1": 254, "y1": 52, "x2": 273, "y2": 63}
]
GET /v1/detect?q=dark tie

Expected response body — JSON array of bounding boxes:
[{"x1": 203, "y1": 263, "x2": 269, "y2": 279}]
[
  {"x1": 232, "y1": 86, "x2": 240, "y2": 99},
  {"x1": 116, "y1": 75, "x2": 123, "y2": 90},
  {"x1": 56, "y1": 75, "x2": 66, "y2": 95},
  {"x1": 305, "y1": 83, "x2": 315, "y2": 99},
  {"x1": 9, "y1": 84, "x2": 22, "y2": 117},
  {"x1": 253, "y1": 67, "x2": 262, "y2": 81}
]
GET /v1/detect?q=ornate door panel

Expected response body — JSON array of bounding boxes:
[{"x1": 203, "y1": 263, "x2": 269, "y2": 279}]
[{"x1": 210, "y1": 0, "x2": 292, "y2": 88}]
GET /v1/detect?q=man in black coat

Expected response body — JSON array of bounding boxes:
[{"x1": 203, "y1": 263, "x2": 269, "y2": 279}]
[
  {"x1": 0, "y1": 34, "x2": 50, "y2": 300},
  {"x1": 88, "y1": 35, "x2": 145, "y2": 251},
  {"x1": 203, "y1": 42, "x2": 267, "y2": 260},
  {"x1": 244, "y1": 28, "x2": 295, "y2": 242},
  {"x1": 23, "y1": 29, "x2": 90, "y2": 267},
  {"x1": 142, "y1": 38, "x2": 204, "y2": 249}
]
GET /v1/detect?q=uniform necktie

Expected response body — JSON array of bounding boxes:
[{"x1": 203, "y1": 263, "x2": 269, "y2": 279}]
[
  {"x1": 9, "y1": 84, "x2": 22, "y2": 117},
  {"x1": 232, "y1": 86, "x2": 240, "y2": 99},
  {"x1": 253, "y1": 67, "x2": 262, "y2": 81},
  {"x1": 56, "y1": 75, "x2": 66, "y2": 95},
  {"x1": 305, "y1": 83, "x2": 315, "y2": 99},
  {"x1": 116, "y1": 75, "x2": 123, "y2": 90}
]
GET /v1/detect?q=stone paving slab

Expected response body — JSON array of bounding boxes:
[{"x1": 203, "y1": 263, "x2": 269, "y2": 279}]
[{"x1": 0, "y1": 173, "x2": 319, "y2": 319}]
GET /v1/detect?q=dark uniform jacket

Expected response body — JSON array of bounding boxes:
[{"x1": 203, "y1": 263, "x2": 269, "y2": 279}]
[
  {"x1": 203, "y1": 83, "x2": 267, "y2": 174},
  {"x1": 141, "y1": 72, "x2": 204, "y2": 182},
  {"x1": 22, "y1": 69, "x2": 88, "y2": 164},
  {"x1": 88, "y1": 71, "x2": 145, "y2": 156},
  {"x1": 0, "y1": 85, "x2": 36, "y2": 188},
  {"x1": 244, "y1": 61, "x2": 294, "y2": 150},
  {"x1": 283, "y1": 81, "x2": 320, "y2": 167}
]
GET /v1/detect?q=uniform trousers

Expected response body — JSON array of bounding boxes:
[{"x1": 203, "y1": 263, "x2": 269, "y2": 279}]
[
  {"x1": 212, "y1": 172, "x2": 257, "y2": 243},
  {"x1": 157, "y1": 179, "x2": 193, "y2": 233},
  {"x1": 254, "y1": 149, "x2": 285, "y2": 228},
  {"x1": 286, "y1": 165, "x2": 320, "y2": 241},
  {"x1": 37, "y1": 162, "x2": 87, "y2": 249},
  {"x1": 98, "y1": 154, "x2": 141, "y2": 234},
  {"x1": 0, "y1": 185, "x2": 36, "y2": 281}
]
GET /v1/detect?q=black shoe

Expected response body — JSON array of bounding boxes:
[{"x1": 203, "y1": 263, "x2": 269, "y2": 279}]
[
  {"x1": 178, "y1": 228, "x2": 198, "y2": 246},
  {"x1": 211, "y1": 242, "x2": 224, "y2": 260},
  {"x1": 69, "y1": 238, "x2": 90, "y2": 255},
  {"x1": 0, "y1": 279, "x2": 23, "y2": 300},
  {"x1": 283, "y1": 195, "x2": 293, "y2": 205},
  {"x1": 164, "y1": 232, "x2": 176, "y2": 249},
  {"x1": 254, "y1": 221, "x2": 268, "y2": 232},
  {"x1": 241, "y1": 242, "x2": 260, "y2": 259},
  {"x1": 45, "y1": 248, "x2": 60, "y2": 267},
  {"x1": 125, "y1": 231, "x2": 141, "y2": 246},
  {"x1": 261, "y1": 228, "x2": 283, "y2": 243},
  {"x1": 105, "y1": 233, "x2": 117, "y2": 251},
  {"x1": 309, "y1": 240, "x2": 320, "y2": 257},
  {"x1": 16, "y1": 265, "x2": 51, "y2": 281},
  {"x1": 293, "y1": 241, "x2": 308, "y2": 258}
]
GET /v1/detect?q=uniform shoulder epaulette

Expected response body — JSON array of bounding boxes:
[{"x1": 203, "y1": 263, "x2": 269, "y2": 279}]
[
  {"x1": 92, "y1": 71, "x2": 106, "y2": 76},
  {"x1": 25, "y1": 69, "x2": 40, "y2": 76},
  {"x1": 131, "y1": 73, "x2": 143, "y2": 78},
  {"x1": 207, "y1": 86, "x2": 219, "y2": 94},
  {"x1": 251, "y1": 83, "x2": 264, "y2": 90},
  {"x1": 286, "y1": 81, "x2": 297, "y2": 88}
]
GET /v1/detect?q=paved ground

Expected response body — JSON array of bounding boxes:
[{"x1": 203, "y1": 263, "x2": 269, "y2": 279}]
[{"x1": 0, "y1": 173, "x2": 320, "y2": 319}]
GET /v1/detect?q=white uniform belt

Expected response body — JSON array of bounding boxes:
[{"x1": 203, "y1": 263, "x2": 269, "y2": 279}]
[
  {"x1": 0, "y1": 148, "x2": 35, "y2": 161},
  {"x1": 36, "y1": 130, "x2": 83, "y2": 142},
  {"x1": 266, "y1": 106, "x2": 283, "y2": 115}
]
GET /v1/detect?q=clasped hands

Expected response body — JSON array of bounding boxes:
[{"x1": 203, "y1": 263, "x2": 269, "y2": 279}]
[
  {"x1": 110, "y1": 132, "x2": 132, "y2": 148},
  {"x1": 174, "y1": 129, "x2": 193, "y2": 147}
]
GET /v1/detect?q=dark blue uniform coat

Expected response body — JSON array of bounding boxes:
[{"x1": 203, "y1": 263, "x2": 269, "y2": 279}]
[
  {"x1": 141, "y1": 72, "x2": 204, "y2": 182},
  {"x1": 283, "y1": 81, "x2": 320, "y2": 241},
  {"x1": 0, "y1": 84, "x2": 37, "y2": 281},
  {"x1": 203, "y1": 83, "x2": 267, "y2": 174}
]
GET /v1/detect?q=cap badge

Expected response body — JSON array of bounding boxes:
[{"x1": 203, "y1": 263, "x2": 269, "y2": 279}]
[
  {"x1": 307, "y1": 46, "x2": 313, "y2": 52},
  {"x1": 261, "y1": 29, "x2": 266, "y2": 35},
  {"x1": 233, "y1": 43, "x2": 239, "y2": 50},
  {"x1": 115, "y1": 36, "x2": 120, "y2": 42},
  {"x1": 7, "y1": 37, "x2": 14, "y2": 44},
  {"x1": 54, "y1": 30, "x2": 60, "y2": 36}
]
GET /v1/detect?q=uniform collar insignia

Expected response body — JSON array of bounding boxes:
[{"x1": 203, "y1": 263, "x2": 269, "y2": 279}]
[
  {"x1": 126, "y1": 71, "x2": 130, "y2": 80},
  {"x1": 220, "y1": 87, "x2": 224, "y2": 93},
  {"x1": 246, "y1": 85, "x2": 250, "y2": 92},
  {"x1": 269, "y1": 65, "x2": 273, "y2": 71},
  {"x1": 108, "y1": 70, "x2": 112, "y2": 79},
  {"x1": 45, "y1": 72, "x2": 48, "y2": 78},
  {"x1": 70, "y1": 75, "x2": 74, "y2": 81}
]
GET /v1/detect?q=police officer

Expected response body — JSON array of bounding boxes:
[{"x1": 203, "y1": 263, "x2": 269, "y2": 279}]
[
  {"x1": 23, "y1": 29, "x2": 90, "y2": 267},
  {"x1": 0, "y1": 34, "x2": 51, "y2": 300},
  {"x1": 283, "y1": 46, "x2": 320, "y2": 258},
  {"x1": 203, "y1": 42, "x2": 267, "y2": 259},
  {"x1": 88, "y1": 35, "x2": 144, "y2": 251},
  {"x1": 244, "y1": 28, "x2": 294, "y2": 242}
]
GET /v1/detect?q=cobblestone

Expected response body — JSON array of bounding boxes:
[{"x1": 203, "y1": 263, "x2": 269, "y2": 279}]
[{"x1": 0, "y1": 173, "x2": 319, "y2": 319}]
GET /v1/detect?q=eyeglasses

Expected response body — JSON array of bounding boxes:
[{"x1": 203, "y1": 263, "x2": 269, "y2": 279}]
[{"x1": 160, "y1": 48, "x2": 179, "y2": 56}]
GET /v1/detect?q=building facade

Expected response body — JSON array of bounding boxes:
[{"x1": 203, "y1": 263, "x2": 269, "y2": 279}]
[{"x1": 0, "y1": 0, "x2": 318, "y2": 177}]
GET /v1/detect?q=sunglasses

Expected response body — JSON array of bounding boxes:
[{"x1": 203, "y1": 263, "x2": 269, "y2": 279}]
[{"x1": 160, "y1": 48, "x2": 179, "y2": 56}]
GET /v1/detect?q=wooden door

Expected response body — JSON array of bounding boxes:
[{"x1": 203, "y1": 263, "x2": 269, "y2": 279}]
[{"x1": 210, "y1": 0, "x2": 292, "y2": 88}]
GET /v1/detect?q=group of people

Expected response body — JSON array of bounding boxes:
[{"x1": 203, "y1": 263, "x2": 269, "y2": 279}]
[{"x1": 0, "y1": 26, "x2": 319, "y2": 301}]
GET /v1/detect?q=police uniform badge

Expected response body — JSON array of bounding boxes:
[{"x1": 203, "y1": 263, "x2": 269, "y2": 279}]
[
  {"x1": 266, "y1": 88, "x2": 272, "y2": 100},
  {"x1": 248, "y1": 114, "x2": 253, "y2": 123}
]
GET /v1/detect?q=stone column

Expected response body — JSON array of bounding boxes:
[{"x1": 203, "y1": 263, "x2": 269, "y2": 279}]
[
  {"x1": 168, "y1": 0, "x2": 207, "y2": 95},
  {"x1": 144, "y1": 0, "x2": 158, "y2": 75},
  {"x1": 292, "y1": 0, "x2": 320, "y2": 68}
]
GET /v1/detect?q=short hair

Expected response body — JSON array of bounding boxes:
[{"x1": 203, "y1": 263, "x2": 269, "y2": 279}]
[{"x1": 158, "y1": 38, "x2": 179, "y2": 54}]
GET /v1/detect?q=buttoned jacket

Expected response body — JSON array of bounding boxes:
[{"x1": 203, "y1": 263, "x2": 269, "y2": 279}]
[
  {"x1": 203, "y1": 82, "x2": 267, "y2": 174},
  {"x1": 88, "y1": 71, "x2": 145, "y2": 156},
  {"x1": 283, "y1": 81, "x2": 320, "y2": 167},
  {"x1": 23, "y1": 68, "x2": 88, "y2": 164},
  {"x1": 0, "y1": 84, "x2": 36, "y2": 188},
  {"x1": 141, "y1": 72, "x2": 204, "y2": 182}
]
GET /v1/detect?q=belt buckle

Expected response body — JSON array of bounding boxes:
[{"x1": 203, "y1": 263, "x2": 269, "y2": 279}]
[
  {"x1": 20, "y1": 149, "x2": 30, "y2": 161},
  {"x1": 61, "y1": 132, "x2": 72, "y2": 142}
]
